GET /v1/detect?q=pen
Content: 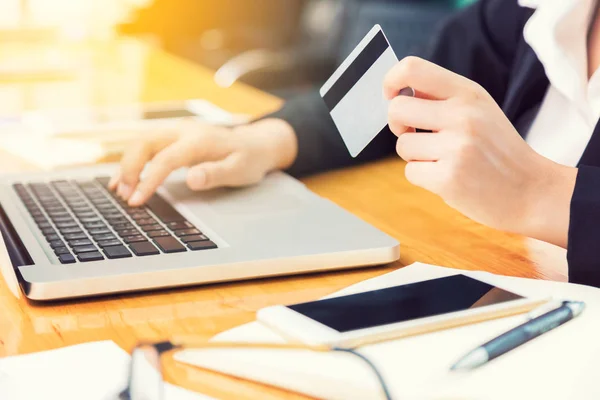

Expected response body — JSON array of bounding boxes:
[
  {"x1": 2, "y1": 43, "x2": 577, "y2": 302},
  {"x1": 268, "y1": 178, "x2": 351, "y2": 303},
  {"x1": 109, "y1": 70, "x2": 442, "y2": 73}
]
[{"x1": 451, "y1": 300, "x2": 586, "y2": 371}]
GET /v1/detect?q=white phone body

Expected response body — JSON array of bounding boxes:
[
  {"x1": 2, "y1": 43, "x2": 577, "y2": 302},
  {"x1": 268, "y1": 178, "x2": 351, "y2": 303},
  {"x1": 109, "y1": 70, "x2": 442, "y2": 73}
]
[
  {"x1": 257, "y1": 278, "x2": 547, "y2": 348},
  {"x1": 20, "y1": 99, "x2": 248, "y2": 137}
]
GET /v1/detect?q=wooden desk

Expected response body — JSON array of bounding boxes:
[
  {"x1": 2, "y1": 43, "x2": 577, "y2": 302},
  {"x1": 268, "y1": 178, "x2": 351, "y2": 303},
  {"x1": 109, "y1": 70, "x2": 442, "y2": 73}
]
[{"x1": 0, "y1": 39, "x2": 568, "y2": 399}]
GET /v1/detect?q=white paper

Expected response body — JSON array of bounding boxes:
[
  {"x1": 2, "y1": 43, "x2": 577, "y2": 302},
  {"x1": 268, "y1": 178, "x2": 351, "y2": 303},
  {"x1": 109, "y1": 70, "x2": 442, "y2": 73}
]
[
  {"x1": 176, "y1": 263, "x2": 600, "y2": 400},
  {"x1": 0, "y1": 341, "x2": 213, "y2": 400}
]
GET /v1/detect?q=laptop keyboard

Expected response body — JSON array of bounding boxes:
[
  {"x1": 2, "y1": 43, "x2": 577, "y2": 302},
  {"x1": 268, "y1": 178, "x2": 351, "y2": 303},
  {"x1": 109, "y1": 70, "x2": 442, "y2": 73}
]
[{"x1": 12, "y1": 177, "x2": 217, "y2": 264}]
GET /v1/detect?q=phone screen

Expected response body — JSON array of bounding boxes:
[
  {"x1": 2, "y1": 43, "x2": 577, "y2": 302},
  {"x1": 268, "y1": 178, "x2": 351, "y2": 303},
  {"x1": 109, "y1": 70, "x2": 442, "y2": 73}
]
[{"x1": 288, "y1": 275, "x2": 524, "y2": 333}]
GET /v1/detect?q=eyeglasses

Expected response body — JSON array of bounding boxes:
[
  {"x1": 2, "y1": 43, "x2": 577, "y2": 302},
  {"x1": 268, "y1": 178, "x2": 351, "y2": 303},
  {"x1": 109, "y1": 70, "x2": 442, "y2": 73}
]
[{"x1": 112, "y1": 339, "x2": 394, "y2": 400}]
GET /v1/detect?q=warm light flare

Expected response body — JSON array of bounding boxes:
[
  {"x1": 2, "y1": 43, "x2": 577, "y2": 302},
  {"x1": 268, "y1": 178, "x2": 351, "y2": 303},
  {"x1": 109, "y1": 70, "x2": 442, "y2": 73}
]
[{"x1": 0, "y1": 0, "x2": 153, "y2": 39}]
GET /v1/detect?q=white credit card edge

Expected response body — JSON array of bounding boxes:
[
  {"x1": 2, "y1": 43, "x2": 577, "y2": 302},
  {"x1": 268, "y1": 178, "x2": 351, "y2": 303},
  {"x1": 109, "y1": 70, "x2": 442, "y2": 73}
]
[{"x1": 319, "y1": 24, "x2": 384, "y2": 97}]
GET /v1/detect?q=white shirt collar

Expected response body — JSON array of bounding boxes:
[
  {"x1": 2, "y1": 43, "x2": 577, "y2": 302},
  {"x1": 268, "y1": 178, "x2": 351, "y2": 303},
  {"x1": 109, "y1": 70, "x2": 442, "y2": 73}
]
[
  {"x1": 518, "y1": 0, "x2": 540, "y2": 7},
  {"x1": 519, "y1": 0, "x2": 597, "y2": 107},
  {"x1": 518, "y1": 0, "x2": 546, "y2": 8}
]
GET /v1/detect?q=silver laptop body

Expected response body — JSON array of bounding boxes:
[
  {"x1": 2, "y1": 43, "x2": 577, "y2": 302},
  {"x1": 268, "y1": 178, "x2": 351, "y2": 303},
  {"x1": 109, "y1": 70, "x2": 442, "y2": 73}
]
[{"x1": 0, "y1": 164, "x2": 399, "y2": 301}]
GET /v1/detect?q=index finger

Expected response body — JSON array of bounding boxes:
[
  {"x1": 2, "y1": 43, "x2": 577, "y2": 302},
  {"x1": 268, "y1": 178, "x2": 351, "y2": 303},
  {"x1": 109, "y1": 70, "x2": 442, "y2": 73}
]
[
  {"x1": 383, "y1": 56, "x2": 480, "y2": 101},
  {"x1": 126, "y1": 139, "x2": 199, "y2": 206}
]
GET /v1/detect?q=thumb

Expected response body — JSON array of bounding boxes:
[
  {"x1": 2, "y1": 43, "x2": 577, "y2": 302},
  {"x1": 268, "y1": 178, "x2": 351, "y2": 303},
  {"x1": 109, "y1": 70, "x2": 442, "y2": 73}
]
[{"x1": 186, "y1": 157, "x2": 241, "y2": 191}]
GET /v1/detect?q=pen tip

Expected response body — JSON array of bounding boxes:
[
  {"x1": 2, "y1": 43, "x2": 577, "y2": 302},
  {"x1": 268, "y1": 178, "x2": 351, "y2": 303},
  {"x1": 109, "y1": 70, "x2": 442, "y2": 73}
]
[{"x1": 567, "y1": 301, "x2": 586, "y2": 316}]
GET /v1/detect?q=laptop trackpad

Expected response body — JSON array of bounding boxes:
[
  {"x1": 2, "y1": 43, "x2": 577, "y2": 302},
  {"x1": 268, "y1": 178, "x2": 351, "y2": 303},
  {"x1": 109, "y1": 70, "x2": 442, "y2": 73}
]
[{"x1": 162, "y1": 172, "x2": 309, "y2": 215}]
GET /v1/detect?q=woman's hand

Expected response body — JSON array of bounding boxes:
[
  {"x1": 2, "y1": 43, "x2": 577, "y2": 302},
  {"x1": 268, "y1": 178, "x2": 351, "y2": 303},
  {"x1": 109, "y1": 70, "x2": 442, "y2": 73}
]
[
  {"x1": 109, "y1": 118, "x2": 298, "y2": 207},
  {"x1": 384, "y1": 56, "x2": 577, "y2": 248}
]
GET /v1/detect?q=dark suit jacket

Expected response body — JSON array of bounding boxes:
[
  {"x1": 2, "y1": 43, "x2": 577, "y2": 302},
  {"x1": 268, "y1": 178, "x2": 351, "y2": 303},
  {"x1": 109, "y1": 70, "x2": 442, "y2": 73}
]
[{"x1": 268, "y1": 0, "x2": 600, "y2": 287}]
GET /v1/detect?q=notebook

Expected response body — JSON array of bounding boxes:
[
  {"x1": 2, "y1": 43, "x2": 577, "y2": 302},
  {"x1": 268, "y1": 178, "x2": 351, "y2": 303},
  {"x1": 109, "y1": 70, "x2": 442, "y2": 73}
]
[
  {"x1": 175, "y1": 263, "x2": 600, "y2": 400},
  {"x1": 0, "y1": 341, "x2": 212, "y2": 400}
]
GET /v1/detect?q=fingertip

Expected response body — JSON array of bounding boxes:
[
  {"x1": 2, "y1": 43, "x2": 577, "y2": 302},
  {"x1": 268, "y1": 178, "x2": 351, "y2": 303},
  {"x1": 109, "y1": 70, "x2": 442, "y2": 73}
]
[
  {"x1": 108, "y1": 172, "x2": 120, "y2": 191},
  {"x1": 128, "y1": 190, "x2": 145, "y2": 207},
  {"x1": 186, "y1": 167, "x2": 207, "y2": 191},
  {"x1": 383, "y1": 85, "x2": 395, "y2": 101},
  {"x1": 118, "y1": 183, "x2": 134, "y2": 201}
]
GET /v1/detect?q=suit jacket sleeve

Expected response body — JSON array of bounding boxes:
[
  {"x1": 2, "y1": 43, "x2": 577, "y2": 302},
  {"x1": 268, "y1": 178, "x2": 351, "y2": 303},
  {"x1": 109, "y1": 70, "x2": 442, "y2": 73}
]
[
  {"x1": 265, "y1": 0, "x2": 528, "y2": 178},
  {"x1": 567, "y1": 167, "x2": 600, "y2": 287}
]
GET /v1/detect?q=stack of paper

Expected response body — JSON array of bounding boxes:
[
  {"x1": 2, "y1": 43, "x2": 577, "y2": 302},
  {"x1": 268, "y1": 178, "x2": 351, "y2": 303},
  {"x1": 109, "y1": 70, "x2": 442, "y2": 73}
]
[
  {"x1": 175, "y1": 263, "x2": 600, "y2": 400},
  {"x1": 0, "y1": 341, "x2": 212, "y2": 400}
]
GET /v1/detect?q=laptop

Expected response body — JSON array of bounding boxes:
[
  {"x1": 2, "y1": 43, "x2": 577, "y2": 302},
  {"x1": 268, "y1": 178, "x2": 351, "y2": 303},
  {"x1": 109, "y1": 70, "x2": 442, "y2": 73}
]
[{"x1": 0, "y1": 164, "x2": 399, "y2": 301}]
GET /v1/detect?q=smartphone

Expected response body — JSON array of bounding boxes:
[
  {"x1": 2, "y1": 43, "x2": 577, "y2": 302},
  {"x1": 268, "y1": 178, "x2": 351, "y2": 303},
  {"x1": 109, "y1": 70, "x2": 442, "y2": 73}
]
[
  {"x1": 20, "y1": 99, "x2": 248, "y2": 137},
  {"x1": 257, "y1": 274, "x2": 547, "y2": 347}
]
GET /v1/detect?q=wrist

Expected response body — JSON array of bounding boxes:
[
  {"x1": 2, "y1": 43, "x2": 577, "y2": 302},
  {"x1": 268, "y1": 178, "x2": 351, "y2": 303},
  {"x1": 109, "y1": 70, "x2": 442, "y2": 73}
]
[
  {"x1": 521, "y1": 158, "x2": 577, "y2": 248},
  {"x1": 238, "y1": 118, "x2": 298, "y2": 171}
]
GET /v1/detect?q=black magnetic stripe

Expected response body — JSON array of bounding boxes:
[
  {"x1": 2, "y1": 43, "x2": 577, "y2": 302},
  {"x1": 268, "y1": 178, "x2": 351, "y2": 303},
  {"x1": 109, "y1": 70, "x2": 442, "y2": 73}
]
[{"x1": 322, "y1": 31, "x2": 389, "y2": 112}]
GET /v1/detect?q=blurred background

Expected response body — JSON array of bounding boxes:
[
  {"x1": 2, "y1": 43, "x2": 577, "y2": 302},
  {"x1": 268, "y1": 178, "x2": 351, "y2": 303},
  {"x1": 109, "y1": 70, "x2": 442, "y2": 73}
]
[
  {"x1": 0, "y1": 0, "x2": 476, "y2": 98},
  {"x1": 0, "y1": 0, "x2": 475, "y2": 170}
]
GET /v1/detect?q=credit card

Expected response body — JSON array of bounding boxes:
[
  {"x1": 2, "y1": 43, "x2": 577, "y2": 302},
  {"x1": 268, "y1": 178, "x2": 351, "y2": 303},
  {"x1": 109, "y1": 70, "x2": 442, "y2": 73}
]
[{"x1": 320, "y1": 25, "x2": 399, "y2": 157}]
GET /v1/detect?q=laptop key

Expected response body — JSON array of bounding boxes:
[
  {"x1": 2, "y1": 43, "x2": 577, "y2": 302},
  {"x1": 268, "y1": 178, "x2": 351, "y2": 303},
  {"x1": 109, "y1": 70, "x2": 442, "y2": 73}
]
[
  {"x1": 78, "y1": 251, "x2": 104, "y2": 262},
  {"x1": 112, "y1": 222, "x2": 134, "y2": 230},
  {"x1": 79, "y1": 217, "x2": 102, "y2": 224},
  {"x1": 36, "y1": 222, "x2": 52, "y2": 230},
  {"x1": 45, "y1": 234, "x2": 61, "y2": 242},
  {"x1": 83, "y1": 221, "x2": 105, "y2": 229},
  {"x1": 56, "y1": 221, "x2": 78, "y2": 229},
  {"x1": 92, "y1": 233, "x2": 116, "y2": 241},
  {"x1": 54, "y1": 247, "x2": 71, "y2": 255},
  {"x1": 59, "y1": 227, "x2": 83, "y2": 234},
  {"x1": 90, "y1": 198, "x2": 111, "y2": 206},
  {"x1": 123, "y1": 235, "x2": 146, "y2": 244},
  {"x1": 166, "y1": 221, "x2": 194, "y2": 230},
  {"x1": 180, "y1": 234, "x2": 208, "y2": 243},
  {"x1": 51, "y1": 216, "x2": 74, "y2": 223},
  {"x1": 146, "y1": 194, "x2": 185, "y2": 223},
  {"x1": 49, "y1": 240, "x2": 65, "y2": 249},
  {"x1": 129, "y1": 211, "x2": 151, "y2": 219},
  {"x1": 47, "y1": 211, "x2": 70, "y2": 218},
  {"x1": 117, "y1": 229, "x2": 141, "y2": 237},
  {"x1": 174, "y1": 229, "x2": 201, "y2": 237},
  {"x1": 88, "y1": 227, "x2": 111, "y2": 235},
  {"x1": 71, "y1": 206, "x2": 93, "y2": 213},
  {"x1": 107, "y1": 217, "x2": 128, "y2": 225},
  {"x1": 68, "y1": 239, "x2": 93, "y2": 247},
  {"x1": 130, "y1": 241, "x2": 160, "y2": 256},
  {"x1": 98, "y1": 239, "x2": 123, "y2": 248},
  {"x1": 187, "y1": 241, "x2": 218, "y2": 251},
  {"x1": 74, "y1": 211, "x2": 97, "y2": 218},
  {"x1": 41, "y1": 227, "x2": 57, "y2": 236},
  {"x1": 103, "y1": 212, "x2": 124, "y2": 220},
  {"x1": 147, "y1": 230, "x2": 170, "y2": 238},
  {"x1": 44, "y1": 206, "x2": 66, "y2": 213},
  {"x1": 153, "y1": 237, "x2": 186, "y2": 253},
  {"x1": 64, "y1": 232, "x2": 88, "y2": 240},
  {"x1": 73, "y1": 245, "x2": 99, "y2": 254},
  {"x1": 58, "y1": 253, "x2": 76, "y2": 264},
  {"x1": 141, "y1": 224, "x2": 163, "y2": 232},
  {"x1": 97, "y1": 204, "x2": 118, "y2": 211},
  {"x1": 103, "y1": 245, "x2": 132, "y2": 259},
  {"x1": 136, "y1": 218, "x2": 157, "y2": 226}
]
